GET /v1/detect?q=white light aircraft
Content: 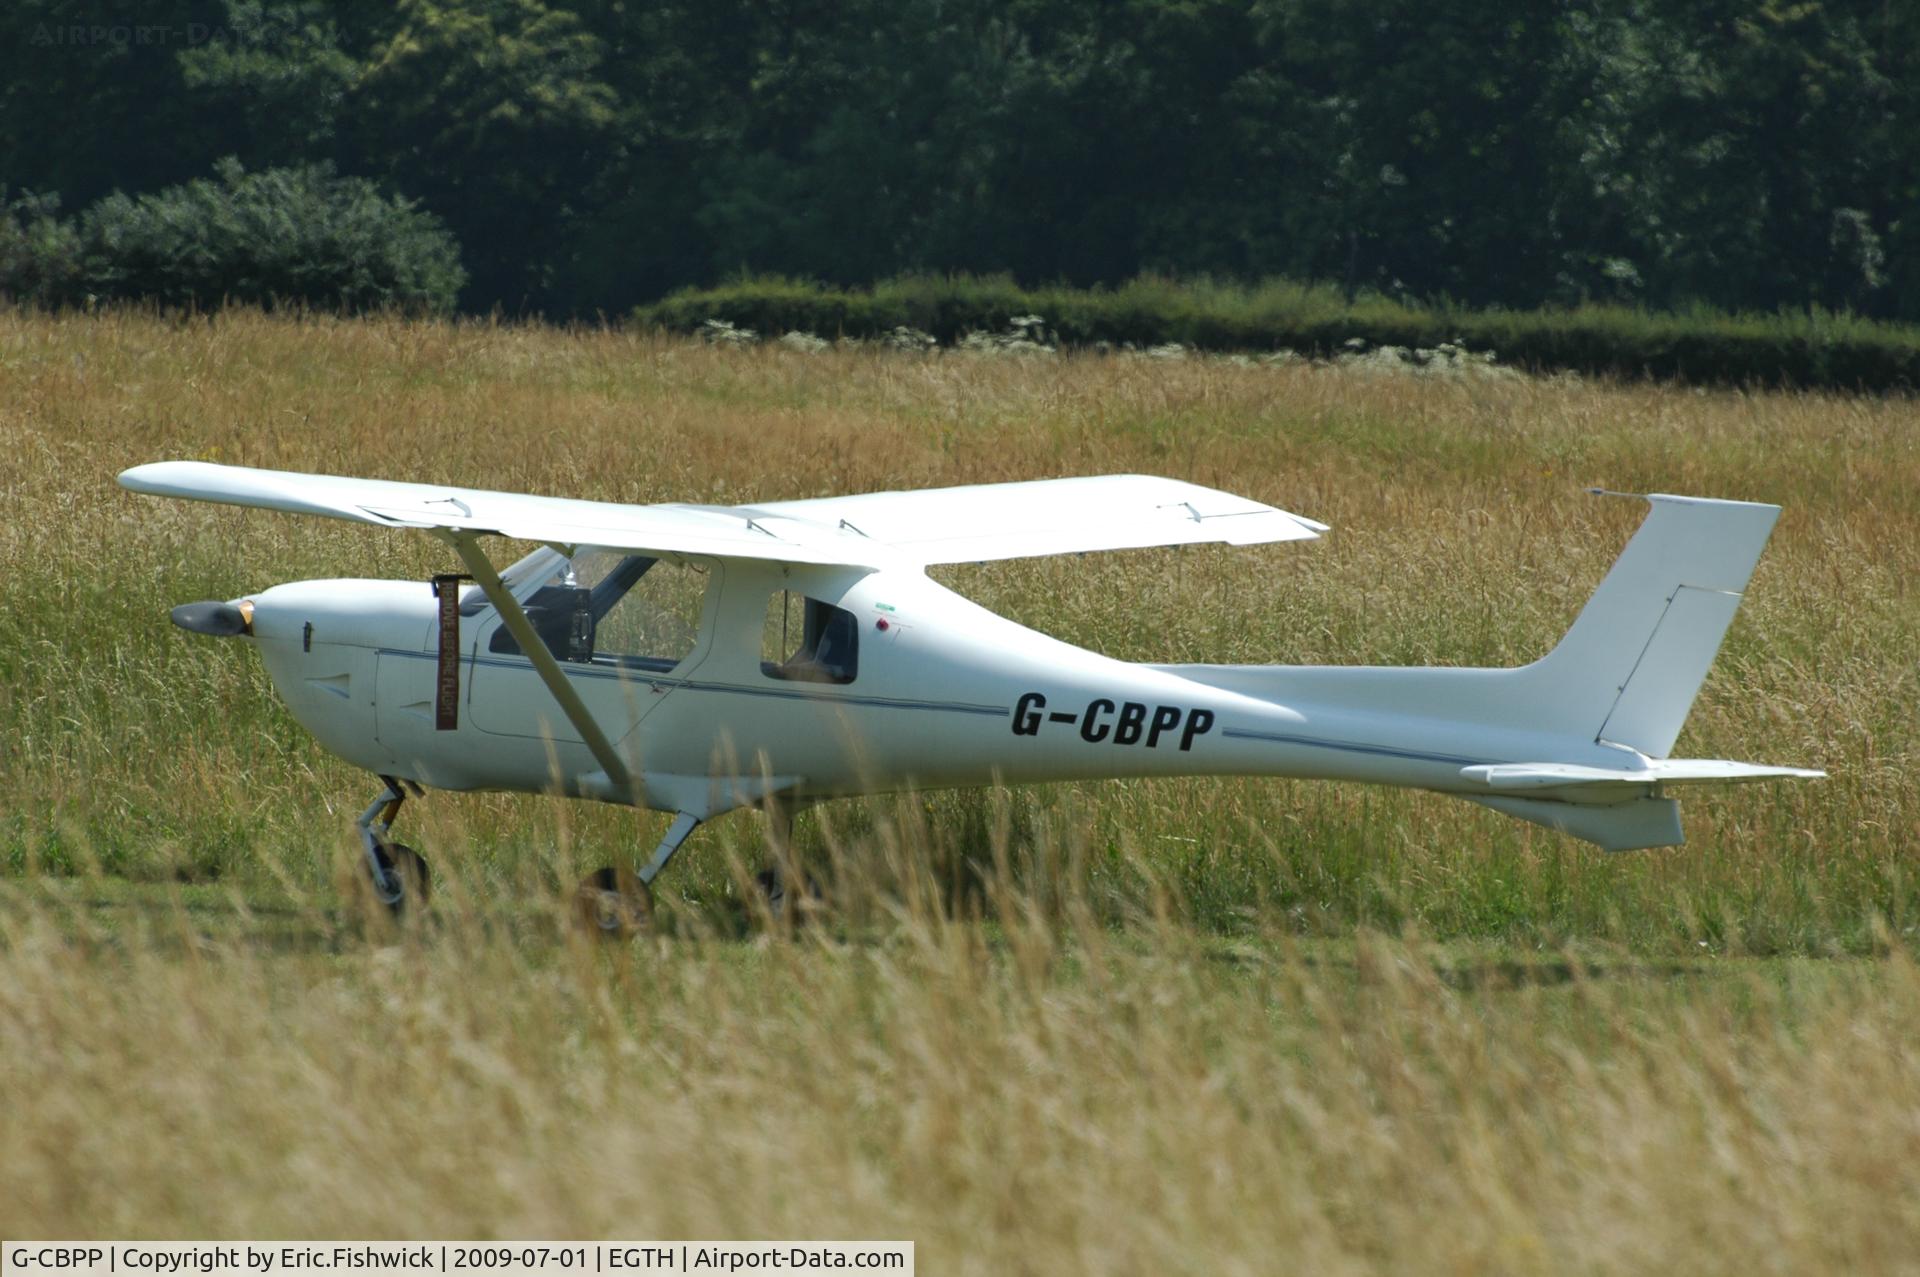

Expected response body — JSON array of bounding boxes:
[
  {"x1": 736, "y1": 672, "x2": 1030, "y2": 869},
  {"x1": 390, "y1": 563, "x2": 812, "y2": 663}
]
[{"x1": 119, "y1": 462, "x2": 1822, "y2": 932}]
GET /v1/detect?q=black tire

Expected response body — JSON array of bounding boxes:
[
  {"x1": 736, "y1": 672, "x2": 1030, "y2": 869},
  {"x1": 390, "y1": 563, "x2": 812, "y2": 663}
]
[
  {"x1": 753, "y1": 866, "x2": 823, "y2": 923},
  {"x1": 369, "y1": 842, "x2": 431, "y2": 914},
  {"x1": 574, "y1": 866, "x2": 653, "y2": 939}
]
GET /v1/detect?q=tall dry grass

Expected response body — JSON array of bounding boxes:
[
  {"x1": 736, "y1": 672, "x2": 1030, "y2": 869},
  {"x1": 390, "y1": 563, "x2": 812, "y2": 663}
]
[
  {"x1": 0, "y1": 308, "x2": 1917, "y2": 1264},
  {"x1": 2, "y1": 870, "x2": 1918, "y2": 1274}
]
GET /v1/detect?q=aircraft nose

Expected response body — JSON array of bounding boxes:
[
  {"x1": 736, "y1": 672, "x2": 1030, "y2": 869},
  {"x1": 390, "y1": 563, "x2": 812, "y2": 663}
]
[{"x1": 170, "y1": 598, "x2": 255, "y2": 638}]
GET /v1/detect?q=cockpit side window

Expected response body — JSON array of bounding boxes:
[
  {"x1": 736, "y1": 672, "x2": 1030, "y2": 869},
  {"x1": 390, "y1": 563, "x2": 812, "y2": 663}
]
[
  {"x1": 488, "y1": 550, "x2": 709, "y2": 672},
  {"x1": 762, "y1": 590, "x2": 858, "y2": 684}
]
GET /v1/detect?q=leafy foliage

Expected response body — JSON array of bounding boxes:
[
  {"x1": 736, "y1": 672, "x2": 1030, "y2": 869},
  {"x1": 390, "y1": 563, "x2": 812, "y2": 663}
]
[
  {"x1": 0, "y1": 191, "x2": 84, "y2": 305},
  {"x1": 351, "y1": 0, "x2": 618, "y2": 307},
  {"x1": 1, "y1": 159, "x2": 465, "y2": 313}
]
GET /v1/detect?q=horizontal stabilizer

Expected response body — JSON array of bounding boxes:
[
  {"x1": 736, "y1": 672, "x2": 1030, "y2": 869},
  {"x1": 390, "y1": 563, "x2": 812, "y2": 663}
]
[{"x1": 1461, "y1": 759, "x2": 1825, "y2": 803}]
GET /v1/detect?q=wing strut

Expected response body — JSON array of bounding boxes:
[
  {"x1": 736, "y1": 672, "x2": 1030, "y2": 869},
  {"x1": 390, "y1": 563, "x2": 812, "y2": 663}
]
[{"x1": 444, "y1": 533, "x2": 635, "y2": 802}]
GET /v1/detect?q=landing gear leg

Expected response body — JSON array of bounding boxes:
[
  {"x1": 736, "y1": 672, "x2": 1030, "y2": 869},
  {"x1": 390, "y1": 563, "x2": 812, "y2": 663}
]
[
  {"x1": 575, "y1": 812, "x2": 701, "y2": 939},
  {"x1": 357, "y1": 775, "x2": 430, "y2": 915}
]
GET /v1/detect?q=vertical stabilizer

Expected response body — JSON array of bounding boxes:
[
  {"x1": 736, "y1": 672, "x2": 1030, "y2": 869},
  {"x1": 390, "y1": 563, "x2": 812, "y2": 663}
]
[{"x1": 1518, "y1": 494, "x2": 1779, "y2": 757}]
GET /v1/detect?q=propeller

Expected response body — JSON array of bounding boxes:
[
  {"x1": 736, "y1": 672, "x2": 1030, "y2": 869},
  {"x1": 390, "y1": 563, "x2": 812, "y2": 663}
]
[{"x1": 170, "y1": 600, "x2": 253, "y2": 637}]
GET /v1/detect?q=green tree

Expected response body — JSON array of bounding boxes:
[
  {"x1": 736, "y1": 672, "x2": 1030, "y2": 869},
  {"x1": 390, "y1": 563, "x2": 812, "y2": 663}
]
[
  {"x1": 175, "y1": 1, "x2": 361, "y2": 164},
  {"x1": 1621, "y1": 2, "x2": 1896, "y2": 312},
  {"x1": 0, "y1": 190, "x2": 85, "y2": 306},
  {"x1": 351, "y1": 0, "x2": 618, "y2": 309}
]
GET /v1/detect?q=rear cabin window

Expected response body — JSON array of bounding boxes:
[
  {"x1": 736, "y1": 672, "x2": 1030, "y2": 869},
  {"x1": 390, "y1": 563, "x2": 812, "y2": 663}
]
[
  {"x1": 762, "y1": 591, "x2": 858, "y2": 684},
  {"x1": 489, "y1": 551, "x2": 708, "y2": 672}
]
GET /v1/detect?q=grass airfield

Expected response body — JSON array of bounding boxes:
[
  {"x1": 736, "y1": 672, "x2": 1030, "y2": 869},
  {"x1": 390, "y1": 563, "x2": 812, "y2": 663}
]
[{"x1": 1, "y1": 309, "x2": 1916, "y2": 1271}]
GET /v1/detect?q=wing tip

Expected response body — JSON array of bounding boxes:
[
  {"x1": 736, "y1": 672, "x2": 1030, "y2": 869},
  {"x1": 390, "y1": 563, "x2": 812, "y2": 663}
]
[
  {"x1": 118, "y1": 459, "x2": 227, "y2": 494},
  {"x1": 116, "y1": 461, "x2": 172, "y2": 492}
]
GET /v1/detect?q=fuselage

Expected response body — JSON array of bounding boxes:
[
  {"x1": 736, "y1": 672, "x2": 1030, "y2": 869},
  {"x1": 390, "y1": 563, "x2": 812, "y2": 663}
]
[{"x1": 240, "y1": 553, "x2": 1637, "y2": 822}]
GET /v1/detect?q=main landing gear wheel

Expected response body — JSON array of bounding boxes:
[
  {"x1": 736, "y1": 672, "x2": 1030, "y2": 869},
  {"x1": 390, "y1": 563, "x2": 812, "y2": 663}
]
[
  {"x1": 574, "y1": 867, "x2": 653, "y2": 938},
  {"x1": 753, "y1": 866, "x2": 823, "y2": 923},
  {"x1": 750, "y1": 798, "x2": 820, "y2": 926},
  {"x1": 570, "y1": 812, "x2": 701, "y2": 941}
]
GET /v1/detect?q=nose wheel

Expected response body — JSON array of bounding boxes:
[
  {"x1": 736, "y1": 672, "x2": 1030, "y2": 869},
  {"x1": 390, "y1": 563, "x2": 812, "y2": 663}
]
[
  {"x1": 370, "y1": 842, "x2": 431, "y2": 910},
  {"x1": 357, "y1": 776, "x2": 431, "y2": 916}
]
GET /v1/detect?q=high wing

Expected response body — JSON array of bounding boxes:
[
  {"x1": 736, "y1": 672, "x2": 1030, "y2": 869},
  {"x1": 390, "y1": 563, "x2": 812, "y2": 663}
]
[
  {"x1": 117, "y1": 461, "x2": 884, "y2": 567},
  {"x1": 749, "y1": 475, "x2": 1326, "y2": 565},
  {"x1": 117, "y1": 463, "x2": 1326, "y2": 567}
]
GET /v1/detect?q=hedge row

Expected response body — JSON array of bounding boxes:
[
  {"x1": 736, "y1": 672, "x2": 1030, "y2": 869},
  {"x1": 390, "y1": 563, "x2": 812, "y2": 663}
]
[
  {"x1": 635, "y1": 275, "x2": 1920, "y2": 392},
  {"x1": 2, "y1": 159, "x2": 466, "y2": 315}
]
